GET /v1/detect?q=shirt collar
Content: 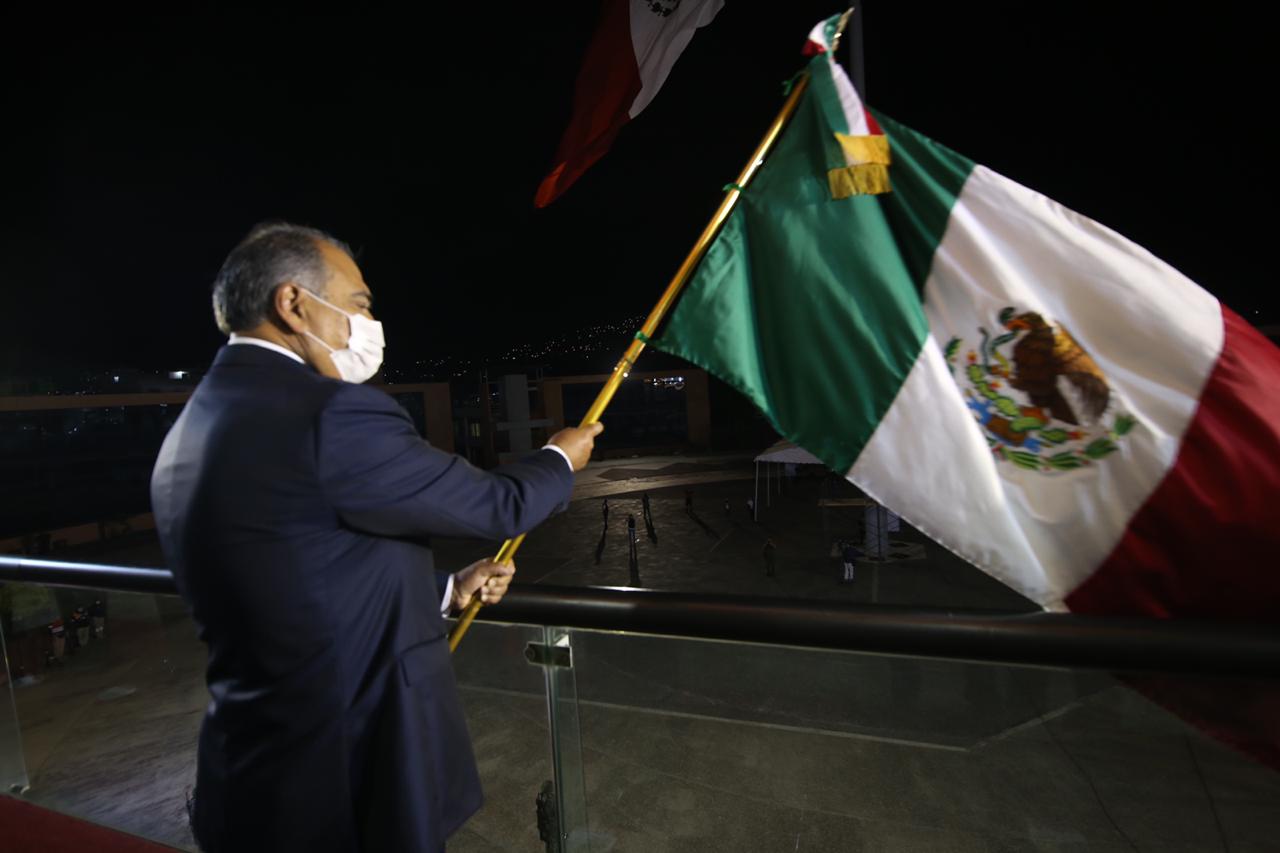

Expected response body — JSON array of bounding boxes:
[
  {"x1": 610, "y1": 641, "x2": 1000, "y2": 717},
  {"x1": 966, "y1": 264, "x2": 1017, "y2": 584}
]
[{"x1": 228, "y1": 333, "x2": 305, "y2": 365}]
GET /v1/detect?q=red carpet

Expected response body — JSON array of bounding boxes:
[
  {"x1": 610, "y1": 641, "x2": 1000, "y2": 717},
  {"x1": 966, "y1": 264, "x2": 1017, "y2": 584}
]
[{"x1": 0, "y1": 793, "x2": 178, "y2": 852}]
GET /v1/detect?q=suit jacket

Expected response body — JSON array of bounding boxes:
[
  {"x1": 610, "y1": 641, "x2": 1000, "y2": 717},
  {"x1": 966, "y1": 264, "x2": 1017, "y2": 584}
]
[{"x1": 150, "y1": 344, "x2": 574, "y2": 852}]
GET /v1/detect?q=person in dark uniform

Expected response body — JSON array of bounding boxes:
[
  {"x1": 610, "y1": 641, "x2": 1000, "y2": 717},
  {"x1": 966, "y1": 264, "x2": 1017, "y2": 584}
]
[
  {"x1": 47, "y1": 618, "x2": 66, "y2": 665},
  {"x1": 150, "y1": 222, "x2": 602, "y2": 853},
  {"x1": 841, "y1": 542, "x2": 862, "y2": 584},
  {"x1": 69, "y1": 607, "x2": 90, "y2": 650},
  {"x1": 763, "y1": 538, "x2": 777, "y2": 577},
  {"x1": 90, "y1": 599, "x2": 106, "y2": 639}
]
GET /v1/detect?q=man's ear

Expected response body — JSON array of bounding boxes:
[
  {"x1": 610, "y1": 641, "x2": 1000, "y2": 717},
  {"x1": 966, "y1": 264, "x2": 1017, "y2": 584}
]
[{"x1": 273, "y1": 282, "x2": 308, "y2": 334}]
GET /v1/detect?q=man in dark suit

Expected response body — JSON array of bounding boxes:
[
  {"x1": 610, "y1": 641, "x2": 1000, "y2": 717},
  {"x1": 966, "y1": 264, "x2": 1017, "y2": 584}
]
[{"x1": 150, "y1": 222, "x2": 601, "y2": 852}]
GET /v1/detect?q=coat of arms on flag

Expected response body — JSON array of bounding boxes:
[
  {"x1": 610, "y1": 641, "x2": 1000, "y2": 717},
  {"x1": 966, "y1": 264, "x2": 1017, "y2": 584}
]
[{"x1": 945, "y1": 307, "x2": 1136, "y2": 473}]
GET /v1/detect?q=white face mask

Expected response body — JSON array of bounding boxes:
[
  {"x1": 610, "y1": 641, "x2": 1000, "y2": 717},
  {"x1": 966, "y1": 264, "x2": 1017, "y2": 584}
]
[{"x1": 301, "y1": 289, "x2": 385, "y2": 384}]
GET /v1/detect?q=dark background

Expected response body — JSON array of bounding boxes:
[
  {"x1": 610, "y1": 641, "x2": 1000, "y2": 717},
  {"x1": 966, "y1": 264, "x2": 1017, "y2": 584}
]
[{"x1": 1, "y1": 3, "x2": 1270, "y2": 380}]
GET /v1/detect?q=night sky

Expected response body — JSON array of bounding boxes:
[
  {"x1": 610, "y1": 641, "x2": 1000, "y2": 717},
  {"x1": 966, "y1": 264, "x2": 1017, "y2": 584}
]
[{"x1": 2, "y1": 3, "x2": 1270, "y2": 379}]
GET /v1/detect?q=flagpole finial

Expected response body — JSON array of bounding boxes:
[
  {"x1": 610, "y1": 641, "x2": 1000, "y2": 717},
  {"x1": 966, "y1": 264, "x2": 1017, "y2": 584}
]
[{"x1": 831, "y1": 7, "x2": 855, "y2": 53}]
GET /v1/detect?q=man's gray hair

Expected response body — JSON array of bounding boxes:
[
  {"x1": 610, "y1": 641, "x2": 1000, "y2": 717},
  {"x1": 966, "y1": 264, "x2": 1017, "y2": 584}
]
[{"x1": 211, "y1": 221, "x2": 353, "y2": 334}]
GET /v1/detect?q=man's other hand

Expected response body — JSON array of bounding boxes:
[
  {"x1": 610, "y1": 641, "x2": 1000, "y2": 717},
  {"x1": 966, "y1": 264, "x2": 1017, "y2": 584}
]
[
  {"x1": 549, "y1": 422, "x2": 604, "y2": 471},
  {"x1": 452, "y1": 559, "x2": 516, "y2": 611}
]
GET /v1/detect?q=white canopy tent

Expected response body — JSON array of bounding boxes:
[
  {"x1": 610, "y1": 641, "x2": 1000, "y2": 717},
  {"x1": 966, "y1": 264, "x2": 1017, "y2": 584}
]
[
  {"x1": 751, "y1": 440, "x2": 824, "y2": 520},
  {"x1": 753, "y1": 440, "x2": 823, "y2": 466},
  {"x1": 750, "y1": 441, "x2": 898, "y2": 566}
]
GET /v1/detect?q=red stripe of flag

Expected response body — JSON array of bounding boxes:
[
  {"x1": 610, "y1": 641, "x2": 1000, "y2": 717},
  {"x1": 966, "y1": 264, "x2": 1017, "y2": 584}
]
[
  {"x1": 1067, "y1": 307, "x2": 1280, "y2": 621},
  {"x1": 534, "y1": 1, "x2": 640, "y2": 208},
  {"x1": 1068, "y1": 307, "x2": 1280, "y2": 770}
]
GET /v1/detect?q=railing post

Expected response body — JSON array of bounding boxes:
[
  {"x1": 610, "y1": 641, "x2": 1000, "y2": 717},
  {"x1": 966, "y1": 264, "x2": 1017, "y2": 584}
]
[
  {"x1": 0, "y1": 611, "x2": 31, "y2": 794},
  {"x1": 526, "y1": 627, "x2": 591, "y2": 853}
]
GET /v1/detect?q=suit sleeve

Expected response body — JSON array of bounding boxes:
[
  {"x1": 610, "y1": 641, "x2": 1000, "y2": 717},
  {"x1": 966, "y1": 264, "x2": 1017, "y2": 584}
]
[{"x1": 316, "y1": 383, "x2": 575, "y2": 541}]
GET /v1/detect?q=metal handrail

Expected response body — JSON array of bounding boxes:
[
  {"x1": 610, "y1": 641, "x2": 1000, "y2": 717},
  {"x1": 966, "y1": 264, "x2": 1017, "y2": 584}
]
[
  {"x1": 0, "y1": 555, "x2": 174, "y2": 594},
  {"x1": 2, "y1": 554, "x2": 1278, "y2": 676}
]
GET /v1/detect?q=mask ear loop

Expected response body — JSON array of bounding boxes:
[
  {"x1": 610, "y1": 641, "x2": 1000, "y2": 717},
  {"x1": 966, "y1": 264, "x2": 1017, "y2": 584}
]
[
  {"x1": 298, "y1": 289, "x2": 353, "y2": 353},
  {"x1": 299, "y1": 287, "x2": 350, "y2": 318},
  {"x1": 303, "y1": 330, "x2": 337, "y2": 353}
]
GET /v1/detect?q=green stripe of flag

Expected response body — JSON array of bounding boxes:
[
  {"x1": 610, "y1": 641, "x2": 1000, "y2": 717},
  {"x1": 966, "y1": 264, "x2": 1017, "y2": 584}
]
[
  {"x1": 655, "y1": 55, "x2": 975, "y2": 472},
  {"x1": 873, "y1": 109, "x2": 975, "y2": 290}
]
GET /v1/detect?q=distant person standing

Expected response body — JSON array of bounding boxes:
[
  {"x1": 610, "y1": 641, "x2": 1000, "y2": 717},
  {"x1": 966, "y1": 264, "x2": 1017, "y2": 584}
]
[
  {"x1": 763, "y1": 538, "x2": 777, "y2": 577},
  {"x1": 746, "y1": 498, "x2": 755, "y2": 521},
  {"x1": 71, "y1": 607, "x2": 91, "y2": 649},
  {"x1": 48, "y1": 618, "x2": 66, "y2": 664},
  {"x1": 601, "y1": 498, "x2": 609, "y2": 527},
  {"x1": 627, "y1": 515, "x2": 640, "y2": 586},
  {"x1": 841, "y1": 542, "x2": 861, "y2": 584},
  {"x1": 684, "y1": 489, "x2": 694, "y2": 514},
  {"x1": 90, "y1": 599, "x2": 106, "y2": 639}
]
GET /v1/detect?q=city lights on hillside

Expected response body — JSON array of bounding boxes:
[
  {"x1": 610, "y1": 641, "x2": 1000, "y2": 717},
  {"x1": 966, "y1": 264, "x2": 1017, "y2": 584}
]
[{"x1": 383, "y1": 315, "x2": 646, "y2": 382}]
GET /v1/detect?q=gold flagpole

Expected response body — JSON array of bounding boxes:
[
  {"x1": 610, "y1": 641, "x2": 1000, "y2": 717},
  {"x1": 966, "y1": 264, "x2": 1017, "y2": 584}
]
[{"x1": 448, "y1": 8, "x2": 855, "y2": 651}]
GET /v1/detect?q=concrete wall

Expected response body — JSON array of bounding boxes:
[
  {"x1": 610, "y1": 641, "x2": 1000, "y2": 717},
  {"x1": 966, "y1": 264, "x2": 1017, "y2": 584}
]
[
  {"x1": 683, "y1": 370, "x2": 710, "y2": 449},
  {"x1": 539, "y1": 369, "x2": 709, "y2": 450},
  {"x1": 542, "y1": 380, "x2": 566, "y2": 432},
  {"x1": 421, "y1": 383, "x2": 454, "y2": 453}
]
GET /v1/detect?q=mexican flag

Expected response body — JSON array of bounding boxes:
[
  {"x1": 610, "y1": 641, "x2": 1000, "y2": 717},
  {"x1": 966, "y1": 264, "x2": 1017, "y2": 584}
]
[
  {"x1": 654, "y1": 16, "x2": 1280, "y2": 620},
  {"x1": 535, "y1": 0, "x2": 723, "y2": 207}
]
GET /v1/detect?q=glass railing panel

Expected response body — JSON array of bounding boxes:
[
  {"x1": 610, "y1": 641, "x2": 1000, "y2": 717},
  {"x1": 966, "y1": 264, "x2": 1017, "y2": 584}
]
[
  {"x1": 0, "y1": 612, "x2": 30, "y2": 794},
  {"x1": 0, "y1": 583, "x2": 203, "y2": 849},
  {"x1": 567, "y1": 629, "x2": 1115, "y2": 749},
  {"x1": 563, "y1": 627, "x2": 1280, "y2": 852},
  {"x1": 449, "y1": 619, "x2": 560, "y2": 852},
  {"x1": 0, "y1": 589, "x2": 563, "y2": 852},
  {"x1": 6, "y1": 572, "x2": 1277, "y2": 852}
]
